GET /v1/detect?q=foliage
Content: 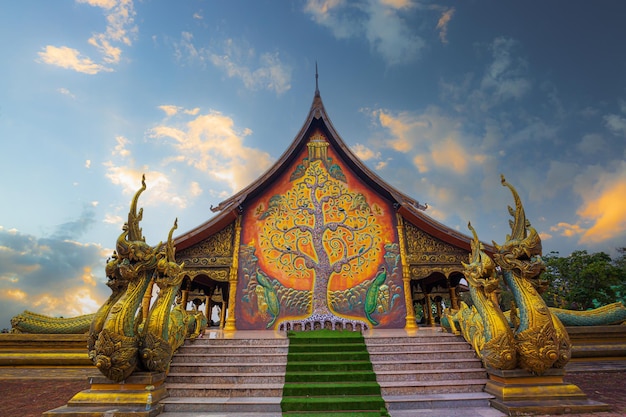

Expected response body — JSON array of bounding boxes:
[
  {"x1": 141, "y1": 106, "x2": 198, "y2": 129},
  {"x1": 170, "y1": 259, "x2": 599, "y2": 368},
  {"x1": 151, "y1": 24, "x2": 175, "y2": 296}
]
[{"x1": 541, "y1": 249, "x2": 626, "y2": 310}]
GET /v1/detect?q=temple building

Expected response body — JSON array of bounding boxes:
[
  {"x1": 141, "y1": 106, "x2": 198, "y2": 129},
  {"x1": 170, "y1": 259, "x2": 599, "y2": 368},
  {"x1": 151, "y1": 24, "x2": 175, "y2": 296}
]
[{"x1": 173, "y1": 79, "x2": 479, "y2": 331}]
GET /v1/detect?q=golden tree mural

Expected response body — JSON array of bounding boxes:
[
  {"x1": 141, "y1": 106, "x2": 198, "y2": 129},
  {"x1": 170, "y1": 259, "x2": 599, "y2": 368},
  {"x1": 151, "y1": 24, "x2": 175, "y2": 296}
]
[{"x1": 257, "y1": 156, "x2": 384, "y2": 328}]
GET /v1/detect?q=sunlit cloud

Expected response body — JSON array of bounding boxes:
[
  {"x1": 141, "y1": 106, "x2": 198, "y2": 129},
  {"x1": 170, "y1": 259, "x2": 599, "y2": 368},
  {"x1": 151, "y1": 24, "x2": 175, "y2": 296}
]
[
  {"x1": 159, "y1": 105, "x2": 180, "y2": 117},
  {"x1": 351, "y1": 143, "x2": 380, "y2": 161},
  {"x1": 436, "y1": 8, "x2": 455, "y2": 44},
  {"x1": 575, "y1": 162, "x2": 626, "y2": 244},
  {"x1": 113, "y1": 135, "x2": 131, "y2": 157},
  {"x1": 550, "y1": 222, "x2": 585, "y2": 238},
  {"x1": 38, "y1": 0, "x2": 136, "y2": 74},
  {"x1": 38, "y1": 46, "x2": 110, "y2": 74},
  {"x1": 150, "y1": 108, "x2": 273, "y2": 193},
  {"x1": 104, "y1": 164, "x2": 189, "y2": 209},
  {"x1": 0, "y1": 226, "x2": 109, "y2": 329}
]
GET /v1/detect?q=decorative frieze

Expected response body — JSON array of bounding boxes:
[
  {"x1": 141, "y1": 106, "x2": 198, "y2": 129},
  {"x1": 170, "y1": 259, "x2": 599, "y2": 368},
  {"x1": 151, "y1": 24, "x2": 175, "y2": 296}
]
[{"x1": 176, "y1": 223, "x2": 235, "y2": 267}]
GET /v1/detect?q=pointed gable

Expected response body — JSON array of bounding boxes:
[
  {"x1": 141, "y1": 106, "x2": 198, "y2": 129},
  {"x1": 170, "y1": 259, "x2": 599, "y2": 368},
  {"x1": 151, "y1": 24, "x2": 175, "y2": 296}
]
[{"x1": 175, "y1": 87, "x2": 477, "y2": 254}]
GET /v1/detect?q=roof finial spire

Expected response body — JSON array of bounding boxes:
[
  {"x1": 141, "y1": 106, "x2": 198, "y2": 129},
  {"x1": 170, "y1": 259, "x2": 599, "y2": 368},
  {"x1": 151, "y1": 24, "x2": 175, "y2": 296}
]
[{"x1": 315, "y1": 61, "x2": 319, "y2": 95}]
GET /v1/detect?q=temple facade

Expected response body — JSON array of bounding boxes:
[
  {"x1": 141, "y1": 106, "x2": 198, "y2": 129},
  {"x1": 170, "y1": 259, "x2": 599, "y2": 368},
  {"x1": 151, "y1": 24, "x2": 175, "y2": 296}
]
[{"x1": 173, "y1": 84, "x2": 482, "y2": 331}]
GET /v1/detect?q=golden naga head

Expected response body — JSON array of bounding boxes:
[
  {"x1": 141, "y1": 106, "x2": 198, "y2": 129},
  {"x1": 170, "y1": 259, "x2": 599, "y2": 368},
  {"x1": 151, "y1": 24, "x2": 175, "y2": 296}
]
[
  {"x1": 462, "y1": 222, "x2": 497, "y2": 289},
  {"x1": 492, "y1": 175, "x2": 545, "y2": 278}
]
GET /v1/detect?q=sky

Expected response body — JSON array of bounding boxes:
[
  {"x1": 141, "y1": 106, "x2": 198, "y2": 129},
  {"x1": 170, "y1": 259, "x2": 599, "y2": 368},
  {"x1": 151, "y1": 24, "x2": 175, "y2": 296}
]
[{"x1": 1, "y1": 0, "x2": 625, "y2": 329}]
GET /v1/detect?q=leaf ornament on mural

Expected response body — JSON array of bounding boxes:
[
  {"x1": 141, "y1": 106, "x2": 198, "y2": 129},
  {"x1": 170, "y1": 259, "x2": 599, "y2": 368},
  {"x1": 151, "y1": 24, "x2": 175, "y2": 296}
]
[
  {"x1": 258, "y1": 195, "x2": 284, "y2": 220},
  {"x1": 364, "y1": 266, "x2": 387, "y2": 325},
  {"x1": 350, "y1": 193, "x2": 370, "y2": 212},
  {"x1": 255, "y1": 269, "x2": 280, "y2": 328},
  {"x1": 328, "y1": 161, "x2": 346, "y2": 182}
]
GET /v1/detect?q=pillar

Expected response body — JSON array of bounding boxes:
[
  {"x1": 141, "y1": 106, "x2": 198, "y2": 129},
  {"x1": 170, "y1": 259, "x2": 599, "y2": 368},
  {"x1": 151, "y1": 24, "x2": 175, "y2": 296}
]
[
  {"x1": 396, "y1": 213, "x2": 418, "y2": 331},
  {"x1": 224, "y1": 216, "x2": 242, "y2": 332}
]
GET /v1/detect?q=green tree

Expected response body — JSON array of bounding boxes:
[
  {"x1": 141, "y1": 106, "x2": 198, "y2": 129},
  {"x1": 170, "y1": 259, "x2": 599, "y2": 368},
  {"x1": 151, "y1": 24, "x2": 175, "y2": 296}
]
[{"x1": 541, "y1": 250, "x2": 626, "y2": 310}]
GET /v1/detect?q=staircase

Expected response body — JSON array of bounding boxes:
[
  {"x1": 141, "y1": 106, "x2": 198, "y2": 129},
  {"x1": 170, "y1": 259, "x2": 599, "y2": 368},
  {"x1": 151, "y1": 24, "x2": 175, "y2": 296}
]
[
  {"x1": 159, "y1": 332, "x2": 288, "y2": 416},
  {"x1": 365, "y1": 328, "x2": 501, "y2": 416},
  {"x1": 159, "y1": 328, "x2": 502, "y2": 417},
  {"x1": 281, "y1": 329, "x2": 388, "y2": 416}
]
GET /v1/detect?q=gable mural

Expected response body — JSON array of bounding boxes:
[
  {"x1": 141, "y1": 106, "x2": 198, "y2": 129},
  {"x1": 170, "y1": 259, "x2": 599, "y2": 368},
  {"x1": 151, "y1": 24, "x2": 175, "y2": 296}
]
[{"x1": 236, "y1": 130, "x2": 406, "y2": 329}]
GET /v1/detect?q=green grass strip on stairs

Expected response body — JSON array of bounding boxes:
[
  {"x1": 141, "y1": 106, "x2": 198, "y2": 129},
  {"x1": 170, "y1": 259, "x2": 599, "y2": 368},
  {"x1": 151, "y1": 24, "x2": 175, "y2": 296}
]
[{"x1": 281, "y1": 329, "x2": 390, "y2": 416}]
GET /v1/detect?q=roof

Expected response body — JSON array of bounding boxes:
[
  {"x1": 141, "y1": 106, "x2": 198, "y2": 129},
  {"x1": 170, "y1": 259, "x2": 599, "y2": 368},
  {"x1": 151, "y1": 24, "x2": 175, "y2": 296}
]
[{"x1": 175, "y1": 83, "x2": 488, "y2": 254}]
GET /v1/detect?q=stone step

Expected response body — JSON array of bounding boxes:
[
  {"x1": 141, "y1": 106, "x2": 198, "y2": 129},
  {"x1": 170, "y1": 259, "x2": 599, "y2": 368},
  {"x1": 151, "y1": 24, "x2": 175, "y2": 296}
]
[
  {"x1": 371, "y1": 358, "x2": 483, "y2": 371},
  {"x1": 165, "y1": 381, "x2": 283, "y2": 398},
  {"x1": 168, "y1": 362, "x2": 287, "y2": 374},
  {"x1": 171, "y1": 351, "x2": 287, "y2": 363},
  {"x1": 384, "y1": 392, "x2": 502, "y2": 413},
  {"x1": 369, "y1": 349, "x2": 478, "y2": 361},
  {"x1": 375, "y1": 367, "x2": 488, "y2": 382},
  {"x1": 184, "y1": 335, "x2": 287, "y2": 346},
  {"x1": 379, "y1": 378, "x2": 489, "y2": 396},
  {"x1": 159, "y1": 396, "x2": 282, "y2": 414},
  {"x1": 166, "y1": 371, "x2": 285, "y2": 384},
  {"x1": 177, "y1": 343, "x2": 288, "y2": 354},
  {"x1": 366, "y1": 341, "x2": 473, "y2": 352}
]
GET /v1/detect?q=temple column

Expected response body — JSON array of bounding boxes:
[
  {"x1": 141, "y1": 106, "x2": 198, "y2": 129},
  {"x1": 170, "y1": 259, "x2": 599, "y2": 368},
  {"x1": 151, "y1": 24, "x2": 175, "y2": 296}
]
[
  {"x1": 425, "y1": 293, "x2": 435, "y2": 325},
  {"x1": 181, "y1": 289, "x2": 189, "y2": 311},
  {"x1": 204, "y1": 295, "x2": 210, "y2": 324},
  {"x1": 396, "y1": 213, "x2": 418, "y2": 331},
  {"x1": 434, "y1": 296, "x2": 443, "y2": 323},
  {"x1": 449, "y1": 285, "x2": 459, "y2": 310},
  {"x1": 224, "y1": 216, "x2": 242, "y2": 332}
]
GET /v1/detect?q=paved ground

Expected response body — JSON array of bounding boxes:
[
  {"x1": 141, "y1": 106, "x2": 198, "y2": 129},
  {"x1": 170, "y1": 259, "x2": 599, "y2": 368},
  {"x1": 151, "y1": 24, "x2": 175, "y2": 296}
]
[{"x1": 1, "y1": 367, "x2": 625, "y2": 417}]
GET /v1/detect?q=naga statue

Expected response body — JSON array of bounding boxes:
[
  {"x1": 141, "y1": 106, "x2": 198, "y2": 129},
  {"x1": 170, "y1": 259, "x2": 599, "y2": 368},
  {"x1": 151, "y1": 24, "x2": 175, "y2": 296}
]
[
  {"x1": 453, "y1": 223, "x2": 517, "y2": 370},
  {"x1": 140, "y1": 219, "x2": 185, "y2": 372},
  {"x1": 89, "y1": 175, "x2": 185, "y2": 382},
  {"x1": 445, "y1": 175, "x2": 571, "y2": 375}
]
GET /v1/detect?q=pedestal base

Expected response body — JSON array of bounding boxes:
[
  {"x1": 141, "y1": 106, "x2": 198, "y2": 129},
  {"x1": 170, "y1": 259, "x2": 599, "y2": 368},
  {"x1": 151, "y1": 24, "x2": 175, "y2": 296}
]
[
  {"x1": 485, "y1": 367, "x2": 611, "y2": 415},
  {"x1": 43, "y1": 372, "x2": 166, "y2": 417}
]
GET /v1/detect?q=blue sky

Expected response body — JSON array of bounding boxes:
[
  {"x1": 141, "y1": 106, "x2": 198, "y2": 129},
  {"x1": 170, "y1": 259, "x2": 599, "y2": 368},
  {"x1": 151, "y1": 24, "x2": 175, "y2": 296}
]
[{"x1": 1, "y1": 0, "x2": 625, "y2": 329}]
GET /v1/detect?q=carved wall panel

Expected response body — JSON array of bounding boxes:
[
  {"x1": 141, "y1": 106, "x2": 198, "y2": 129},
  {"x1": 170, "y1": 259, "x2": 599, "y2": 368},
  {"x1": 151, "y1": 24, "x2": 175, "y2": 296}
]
[
  {"x1": 176, "y1": 223, "x2": 235, "y2": 268},
  {"x1": 404, "y1": 222, "x2": 468, "y2": 280},
  {"x1": 183, "y1": 268, "x2": 230, "y2": 282}
]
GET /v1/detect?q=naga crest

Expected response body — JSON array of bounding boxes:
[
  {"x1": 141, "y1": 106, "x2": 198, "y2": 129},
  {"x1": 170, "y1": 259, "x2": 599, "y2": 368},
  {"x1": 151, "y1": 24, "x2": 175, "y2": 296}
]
[{"x1": 492, "y1": 175, "x2": 545, "y2": 281}]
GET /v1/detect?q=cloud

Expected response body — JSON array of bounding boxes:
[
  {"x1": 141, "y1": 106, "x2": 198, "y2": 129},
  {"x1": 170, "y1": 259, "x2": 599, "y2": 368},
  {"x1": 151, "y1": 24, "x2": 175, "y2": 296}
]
[
  {"x1": 550, "y1": 222, "x2": 585, "y2": 238},
  {"x1": 480, "y1": 37, "x2": 531, "y2": 103},
  {"x1": 209, "y1": 42, "x2": 292, "y2": 95},
  {"x1": 303, "y1": 0, "x2": 426, "y2": 66},
  {"x1": 175, "y1": 34, "x2": 292, "y2": 95},
  {"x1": 604, "y1": 113, "x2": 626, "y2": 136},
  {"x1": 575, "y1": 161, "x2": 626, "y2": 244},
  {"x1": 149, "y1": 108, "x2": 273, "y2": 193},
  {"x1": 57, "y1": 87, "x2": 76, "y2": 98},
  {"x1": 159, "y1": 105, "x2": 180, "y2": 117},
  {"x1": 0, "y1": 226, "x2": 110, "y2": 330},
  {"x1": 436, "y1": 8, "x2": 455, "y2": 44},
  {"x1": 51, "y1": 205, "x2": 98, "y2": 240},
  {"x1": 371, "y1": 107, "x2": 488, "y2": 175},
  {"x1": 577, "y1": 133, "x2": 606, "y2": 155},
  {"x1": 38, "y1": 0, "x2": 136, "y2": 73},
  {"x1": 351, "y1": 143, "x2": 380, "y2": 161},
  {"x1": 103, "y1": 164, "x2": 189, "y2": 209},
  {"x1": 38, "y1": 46, "x2": 110, "y2": 74}
]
